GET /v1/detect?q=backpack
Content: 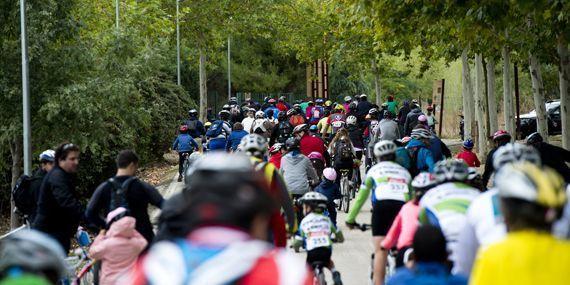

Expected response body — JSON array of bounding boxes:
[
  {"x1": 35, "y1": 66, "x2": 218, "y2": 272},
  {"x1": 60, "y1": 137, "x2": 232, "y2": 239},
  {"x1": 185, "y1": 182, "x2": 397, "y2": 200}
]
[
  {"x1": 311, "y1": 107, "x2": 323, "y2": 122},
  {"x1": 185, "y1": 119, "x2": 198, "y2": 132},
  {"x1": 289, "y1": 115, "x2": 304, "y2": 127},
  {"x1": 108, "y1": 177, "x2": 136, "y2": 212},
  {"x1": 407, "y1": 148, "x2": 421, "y2": 178},
  {"x1": 335, "y1": 141, "x2": 353, "y2": 161},
  {"x1": 206, "y1": 120, "x2": 224, "y2": 138},
  {"x1": 277, "y1": 121, "x2": 292, "y2": 143},
  {"x1": 12, "y1": 175, "x2": 36, "y2": 217}
]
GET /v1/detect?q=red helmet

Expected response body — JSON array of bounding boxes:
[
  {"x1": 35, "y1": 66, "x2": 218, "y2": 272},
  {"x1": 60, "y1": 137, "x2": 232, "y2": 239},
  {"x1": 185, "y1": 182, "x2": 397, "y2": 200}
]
[
  {"x1": 269, "y1": 143, "x2": 283, "y2": 154},
  {"x1": 179, "y1": 125, "x2": 189, "y2": 132},
  {"x1": 492, "y1": 130, "x2": 511, "y2": 141}
]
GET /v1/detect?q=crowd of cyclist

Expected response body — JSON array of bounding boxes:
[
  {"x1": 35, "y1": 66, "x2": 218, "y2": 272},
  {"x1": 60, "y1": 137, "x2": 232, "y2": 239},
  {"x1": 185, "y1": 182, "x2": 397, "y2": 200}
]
[{"x1": 1, "y1": 94, "x2": 570, "y2": 285}]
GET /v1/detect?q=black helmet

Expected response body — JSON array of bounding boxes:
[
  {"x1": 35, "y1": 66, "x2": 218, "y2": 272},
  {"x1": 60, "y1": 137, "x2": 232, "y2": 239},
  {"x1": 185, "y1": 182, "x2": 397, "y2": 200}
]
[
  {"x1": 525, "y1": 132, "x2": 543, "y2": 145},
  {"x1": 285, "y1": 137, "x2": 300, "y2": 150}
]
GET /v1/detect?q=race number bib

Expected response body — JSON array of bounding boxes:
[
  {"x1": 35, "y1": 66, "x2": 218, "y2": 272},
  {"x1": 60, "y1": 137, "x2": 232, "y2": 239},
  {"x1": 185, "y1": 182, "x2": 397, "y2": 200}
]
[
  {"x1": 332, "y1": 121, "x2": 344, "y2": 128},
  {"x1": 307, "y1": 231, "x2": 331, "y2": 250},
  {"x1": 375, "y1": 177, "x2": 409, "y2": 201}
]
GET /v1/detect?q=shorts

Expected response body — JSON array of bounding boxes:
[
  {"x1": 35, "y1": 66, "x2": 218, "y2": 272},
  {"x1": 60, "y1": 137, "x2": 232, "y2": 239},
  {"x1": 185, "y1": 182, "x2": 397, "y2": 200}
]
[
  {"x1": 371, "y1": 200, "x2": 405, "y2": 236},
  {"x1": 307, "y1": 247, "x2": 332, "y2": 267}
]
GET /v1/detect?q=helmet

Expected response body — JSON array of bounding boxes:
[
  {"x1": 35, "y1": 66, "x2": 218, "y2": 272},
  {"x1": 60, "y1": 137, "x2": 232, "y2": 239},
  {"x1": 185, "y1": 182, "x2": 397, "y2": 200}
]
[
  {"x1": 344, "y1": 96, "x2": 352, "y2": 102},
  {"x1": 463, "y1": 139, "x2": 474, "y2": 149},
  {"x1": 222, "y1": 104, "x2": 231, "y2": 111},
  {"x1": 433, "y1": 159, "x2": 469, "y2": 183},
  {"x1": 279, "y1": 96, "x2": 286, "y2": 101},
  {"x1": 255, "y1": 111, "x2": 265, "y2": 119},
  {"x1": 300, "y1": 191, "x2": 328, "y2": 209},
  {"x1": 492, "y1": 130, "x2": 511, "y2": 141},
  {"x1": 349, "y1": 102, "x2": 357, "y2": 110},
  {"x1": 325, "y1": 100, "x2": 332, "y2": 107},
  {"x1": 334, "y1": 104, "x2": 344, "y2": 111},
  {"x1": 0, "y1": 229, "x2": 68, "y2": 283},
  {"x1": 229, "y1": 97, "x2": 238, "y2": 104},
  {"x1": 492, "y1": 143, "x2": 541, "y2": 170},
  {"x1": 374, "y1": 141, "x2": 397, "y2": 158},
  {"x1": 219, "y1": 110, "x2": 230, "y2": 120},
  {"x1": 309, "y1": 125, "x2": 318, "y2": 132},
  {"x1": 411, "y1": 99, "x2": 419, "y2": 104},
  {"x1": 368, "y1": 108, "x2": 379, "y2": 115},
  {"x1": 401, "y1": 136, "x2": 412, "y2": 145},
  {"x1": 496, "y1": 162, "x2": 566, "y2": 209},
  {"x1": 410, "y1": 128, "x2": 433, "y2": 139},
  {"x1": 346, "y1": 115, "x2": 357, "y2": 125},
  {"x1": 240, "y1": 134, "x2": 268, "y2": 158},
  {"x1": 268, "y1": 98, "x2": 276, "y2": 104},
  {"x1": 525, "y1": 132, "x2": 543, "y2": 145},
  {"x1": 188, "y1": 109, "x2": 198, "y2": 116},
  {"x1": 204, "y1": 121, "x2": 212, "y2": 127},
  {"x1": 412, "y1": 172, "x2": 437, "y2": 189},
  {"x1": 418, "y1": 115, "x2": 427, "y2": 122},
  {"x1": 286, "y1": 109, "x2": 296, "y2": 116},
  {"x1": 315, "y1": 98, "x2": 324, "y2": 104},
  {"x1": 360, "y1": 94, "x2": 367, "y2": 98},
  {"x1": 323, "y1": 168, "x2": 337, "y2": 181},
  {"x1": 269, "y1": 143, "x2": 283, "y2": 154},
  {"x1": 308, "y1": 151, "x2": 324, "y2": 161},
  {"x1": 467, "y1": 167, "x2": 481, "y2": 181},
  {"x1": 179, "y1": 125, "x2": 189, "y2": 132},
  {"x1": 293, "y1": 124, "x2": 309, "y2": 134},
  {"x1": 285, "y1": 137, "x2": 300, "y2": 150},
  {"x1": 39, "y1": 150, "x2": 55, "y2": 162}
]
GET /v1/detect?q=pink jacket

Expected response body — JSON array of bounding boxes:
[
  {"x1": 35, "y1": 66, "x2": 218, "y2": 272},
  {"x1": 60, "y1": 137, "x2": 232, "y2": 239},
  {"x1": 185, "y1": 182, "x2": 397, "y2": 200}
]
[
  {"x1": 89, "y1": 217, "x2": 147, "y2": 285},
  {"x1": 381, "y1": 201, "x2": 420, "y2": 250}
]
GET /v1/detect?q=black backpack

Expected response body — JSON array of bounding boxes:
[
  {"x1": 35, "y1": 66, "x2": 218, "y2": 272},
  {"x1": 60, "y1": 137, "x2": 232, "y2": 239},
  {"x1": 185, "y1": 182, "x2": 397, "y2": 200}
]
[
  {"x1": 12, "y1": 174, "x2": 36, "y2": 217},
  {"x1": 336, "y1": 141, "x2": 353, "y2": 161},
  {"x1": 185, "y1": 120, "x2": 198, "y2": 132},
  {"x1": 277, "y1": 121, "x2": 293, "y2": 143},
  {"x1": 407, "y1": 147, "x2": 421, "y2": 178},
  {"x1": 108, "y1": 177, "x2": 136, "y2": 214}
]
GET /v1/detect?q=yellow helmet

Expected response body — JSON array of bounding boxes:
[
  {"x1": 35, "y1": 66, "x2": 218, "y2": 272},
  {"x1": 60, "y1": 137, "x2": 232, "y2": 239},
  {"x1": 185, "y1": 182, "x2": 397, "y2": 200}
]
[
  {"x1": 205, "y1": 121, "x2": 212, "y2": 127},
  {"x1": 325, "y1": 100, "x2": 333, "y2": 107},
  {"x1": 334, "y1": 104, "x2": 344, "y2": 111}
]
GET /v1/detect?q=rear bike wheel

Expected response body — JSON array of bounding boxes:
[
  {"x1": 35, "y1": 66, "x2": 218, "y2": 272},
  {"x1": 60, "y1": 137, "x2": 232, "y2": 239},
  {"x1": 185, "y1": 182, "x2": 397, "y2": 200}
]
[
  {"x1": 314, "y1": 267, "x2": 327, "y2": 285},
  {"x1": 341, "y1": 176, "x2": 350, "y2": 213}
]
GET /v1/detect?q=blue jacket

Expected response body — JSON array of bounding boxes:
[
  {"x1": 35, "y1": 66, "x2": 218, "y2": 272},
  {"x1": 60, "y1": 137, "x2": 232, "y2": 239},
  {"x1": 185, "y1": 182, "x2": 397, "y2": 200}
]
[
  {"x1": 387, "y1": 262, "x2": 467, "y2": 285},
  {"x1": 226, "y1": 130, "x2": 248, "y2": 151},
  {"x1": 406, "y1": 139, "x2": 435, "y2": 172},
  {"x1": 315, "y1": 179, "x2": 342, "y2": 203},
  {"x1": 429, "y1": 136, "x2": 451, "y2": 162},
  {"x1": 172, "y1": 134, "x2": 198, "y2": 152},
  {"x1": 264, "y1": 106, "x2": 280, "y2": 120}
]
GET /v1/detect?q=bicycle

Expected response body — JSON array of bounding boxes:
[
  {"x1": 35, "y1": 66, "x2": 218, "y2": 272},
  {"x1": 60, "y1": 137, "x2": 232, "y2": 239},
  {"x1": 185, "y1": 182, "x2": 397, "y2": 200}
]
[
  {"x1": 338, "y1": 169, "x2": 352, "y2": 213},
  {"x1": 64, "y1": 227, "x2": 97, "y2": 285},
  {"x1": 311, "y1": 261, "x2": 328, "y2": 285}
]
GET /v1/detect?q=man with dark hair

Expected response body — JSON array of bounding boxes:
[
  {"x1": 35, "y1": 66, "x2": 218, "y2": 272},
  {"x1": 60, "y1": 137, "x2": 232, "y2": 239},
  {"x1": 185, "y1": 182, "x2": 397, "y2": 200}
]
[
  {"x1": 34, "y1": 143, "x2": 83, "y2": 252},
  {"x1": 86, "y1": 150, "x2": 164, "y2": 243},
  {"x1": 386, "y1": 225, "x2": 468, "y2": 285}
]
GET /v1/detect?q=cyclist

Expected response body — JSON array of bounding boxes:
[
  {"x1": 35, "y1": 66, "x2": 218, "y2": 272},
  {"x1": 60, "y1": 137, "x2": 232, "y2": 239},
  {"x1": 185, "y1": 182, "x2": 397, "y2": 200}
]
[
  {"x1": 184, "y1": 109, "x2": 205, "y2": 141},
  {"x1": 329, "y1": 105, "x2": 347, "y2": 135},
  {"x1": 481, "y1": 130, "x2": 512, "y2": 187},
  {"x1": 288, "y1": 108, "x2": 306, "y2": 127},
  {"x1": 405, "y1": 128, "x2": 435, "y2": 176},
  {"x1": 226, "y1": 122, "x2": 249, "y2": 152},
  {"x1": 356, "y1": 94, "x2": 374, "y2": 123},
  {"x1": 346, "y1": 115, "x2": 365, "y2": 160},
  {"x1": 526, "y1": 132, "x2": 570, "y2": 182},
  {"x1": 396, "y1": 100, "x2": 411, "y2": 138},
  {"x1": 317, "y1": 109, "x2": 332, "y2": 140},
  {"x1": 250, "y1": 111, "x2": 270, "y2": 138},
  {"x1": 329, "y1": 129, "x2": 357, "y2": 185},
  {"x1": 314, "y1": 168, "x2": 342, "y2": 226},
  {"x1": 280, "y1": 137, "x2": 319, "y2": 199},
  {"x1": 403, "y1": 102, "x2": 423, "y2": 136},
  {"x1": 342, "y1": 96, "x2": 352, "y2": 113},
  {"x1": 346, "y1": 140, "x2": 412, "y2": 285},
  {"x1": 293, "y1": 124, "x2": 328, "y2": 161},
  {"x1": 22, "y1": 150, "x2": 56, "y2": 223},
  {"x1": 239, "y1": 134, "x2": 296, "y2": 248},
  {"x1": 268, "y1": 143, "x2": 285, "y2": 169},
  {"x1": 241, "y1": 108, "x2": 255, "y2": 134},
  {"x1": 417, "y1": 159, "x2": 479, "y2": 271},
  {"x1": 381, "y1": 172, "x2": 437, "y2": 269},
  {"x1": 295, "y1": 192, "x2": 344, "y2": 285},
  {"x1": 270, "y1": 111, "x2": 292, "y2": 145},
  {"x1": 172, "y1": 125, "x2": 199, "y2": 181},
  {"x1": 470, "y1": 163, "x2": 569, "y2": 285},
  {"x1": 264, "y1": 98, "x2": 280, "y2": 120},
  {"x1": 130, "y1": 153, "x2": 312, "y2": 284},
  {"x1": 0, "y1": 230, "x2": 68, "y2": 285},
  {"x1": 454, "y1": 143, "x2": 541, "y2": 276},
  {"x1": 466, "y1": 167, "x2": 484, "y2": 191},
  {"x1": 205, "y1": 110, "x2": 232, "y2": 151},
  {"x1": 386, "y1": 95, "x2": 398, "y2": 117},
  {"x1": 456, "y1": 138, "x2": 480, "y2": 167}
]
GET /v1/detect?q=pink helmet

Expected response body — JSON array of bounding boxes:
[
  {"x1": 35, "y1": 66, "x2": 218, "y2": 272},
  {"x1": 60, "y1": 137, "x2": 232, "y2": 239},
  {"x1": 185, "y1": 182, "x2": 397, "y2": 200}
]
[
  {"x1": 492, "y1": 130, "x2": 511, "y2": 141},
  {"x1": 418, "y1": 115, "x2": 427, "y2": 122},
  {"x1": 401, "y1": 136, "x2": 412, "y2": 144},
  {"x1": 323, "y1": 168, "x2": 337, "y2": 181},
  {"x1": 307, "y1": 151, "x2": 324, "y2": 162}
]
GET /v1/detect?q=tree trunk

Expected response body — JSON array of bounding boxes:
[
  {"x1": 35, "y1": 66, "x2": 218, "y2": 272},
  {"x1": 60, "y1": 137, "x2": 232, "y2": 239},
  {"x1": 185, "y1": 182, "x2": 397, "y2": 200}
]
[
  {"x1": 558, "y1": 37, "x2": 570, "y2": 149},
  {"x1": 372, "y1": 59, "x2": 382, "y2": 106},
  {"x1": 10, "y1": 137, "x2": 22, "y2": 229},
  {"x1": 502, "y1": 46, "x2": 515, "y2": 137},
  {"x1": 461, "y1": 49, "x2": 474, "y2": 140},
  {"x1": 474, "y1": 54, "x2": 489, "y2": 157},
  {"x1": 199, "y1": 49, "x2": 208, "y2": 123},
  {"x1": 529, "y1": 54, "x2": 549, "y2": 143},
  {"x1": 486, "y1": 58, "x2": 498, "y2": 134}
]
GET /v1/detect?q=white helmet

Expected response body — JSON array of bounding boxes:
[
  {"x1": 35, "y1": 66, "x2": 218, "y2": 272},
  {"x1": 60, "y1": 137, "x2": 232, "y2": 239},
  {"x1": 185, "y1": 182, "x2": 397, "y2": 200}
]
[
  {"x1": 433, "y1": 159, "x2": 469, "y2": 183},
  {"x1": 412, "y1": 172, "x2": 437, "y2": 189},
  {"x1": 492, "y1": 143, "x2": 541, "y2": 170},
  {"x1": 255, "y1": 111, "x2": 265, "y2": 119},
  {"x1": 300, "y1": 191, "x2": 328, "y2": 209},
  {"x1": 374, "y1": 141, "x2": 397, "y2": 158},
  {"x1": 346, "y1": 115, "x2": 357, "y2": 125},
  {"x1": 467, "y1": 167, "x2": 481, "y2": 181},
  {"x1": 39, "y1": 150, "x2": 55, "y2": 162},
  {"x1": 410, "y1": 128, "x2": 433, "y2": 139},
  {"x1": 239, "y1": 134, "x2": 268, "y2": 158}
]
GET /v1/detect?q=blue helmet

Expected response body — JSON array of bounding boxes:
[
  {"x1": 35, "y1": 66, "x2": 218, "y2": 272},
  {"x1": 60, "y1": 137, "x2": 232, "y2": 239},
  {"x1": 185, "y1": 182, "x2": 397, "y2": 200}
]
[
  {"x1": 309, "y1": 125, "x2": 318, "y2": 132},
  {"x1": 463, "y1": 139, "x2": 474, "y2": 149}
]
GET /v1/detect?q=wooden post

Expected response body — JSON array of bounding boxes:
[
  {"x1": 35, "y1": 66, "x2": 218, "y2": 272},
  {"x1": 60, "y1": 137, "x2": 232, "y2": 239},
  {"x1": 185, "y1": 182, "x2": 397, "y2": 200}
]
[{"x1": 439, "y1": 79, "x2": 445, "y2": 136}]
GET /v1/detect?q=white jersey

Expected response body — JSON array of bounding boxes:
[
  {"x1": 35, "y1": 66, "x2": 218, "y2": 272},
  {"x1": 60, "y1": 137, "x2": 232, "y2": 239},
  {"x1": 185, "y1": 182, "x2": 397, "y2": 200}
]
[
  {"x1": 454, "y1": 188, "x2": 506, "y2": 275},
  {"x1": 299, "y1": 213, "x2": 337, "y2": 251},
  {"x1": 363, "y1": 161, "x2": 412, "y2": 202},
  {"x1": 418, "y1": 182, "x2": 480, "y2": 266},
  {"x1": 241, "y1": 117, "x2": 255, "y2": 134}
]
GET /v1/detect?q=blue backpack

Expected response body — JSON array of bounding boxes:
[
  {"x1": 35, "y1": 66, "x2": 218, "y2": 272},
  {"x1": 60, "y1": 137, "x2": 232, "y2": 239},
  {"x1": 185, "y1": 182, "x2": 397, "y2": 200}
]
[{"x1": 206, "y1": 120, "x2": 225, "y2": 138}]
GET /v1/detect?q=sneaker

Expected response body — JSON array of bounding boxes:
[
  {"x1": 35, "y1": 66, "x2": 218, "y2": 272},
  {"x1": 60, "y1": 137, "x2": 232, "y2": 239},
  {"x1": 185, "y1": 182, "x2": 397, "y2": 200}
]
[
  {"x1": 332, "y1": 271, "x2": 343, "y2": 285},
  {"x1": 177, "y1": 175, "x2": 183, "y2": 182}
]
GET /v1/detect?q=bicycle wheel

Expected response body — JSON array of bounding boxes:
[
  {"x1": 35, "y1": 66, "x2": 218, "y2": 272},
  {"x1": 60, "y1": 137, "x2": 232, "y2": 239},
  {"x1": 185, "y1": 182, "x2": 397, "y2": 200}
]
[
  {"x1": 342, "y1": 177, "x2": 350, "y2": 213},
  {"x1": 316, "y1": 268, "x2": 327, "y2": 285}
]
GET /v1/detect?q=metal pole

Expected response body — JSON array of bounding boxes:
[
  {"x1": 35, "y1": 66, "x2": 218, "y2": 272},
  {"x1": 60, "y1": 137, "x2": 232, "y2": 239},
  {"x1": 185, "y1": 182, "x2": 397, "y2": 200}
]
[
  {"x1": 20, "y1": 0, "x2": 31, "y2": 176},
  {"x1": 176, "y1": 0, "x2": 181, "y2": 85},
  {"x1": 514, "y1": 63, "x2": 521, "y2": 139},
  {"x1": 227, "y1": 36, "x2": 231, "y2": 100},
  {"x1": 439, "y1": 79, "x2": 445, "y2": 136},
  {"x1": 115, "y1": 0, "x2": 119, "y2": 30}
]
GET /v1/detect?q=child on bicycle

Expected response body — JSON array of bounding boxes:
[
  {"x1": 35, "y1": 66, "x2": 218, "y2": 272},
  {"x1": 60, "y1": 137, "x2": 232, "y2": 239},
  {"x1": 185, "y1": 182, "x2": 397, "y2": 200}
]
[
  {"x1": 295, "y1": 192, "x2": 344, "y2": 285},
  {"x1": 314, "y1": 168, "x2": 342, "y2": 226},
  {"x1": 89, "y1": 207, "x2": 147, "y2": 285},
  {"x1": 172, "y1": 124, "x2": 199, "y2": 181},
  {"x1": 329, "y1": 129, "x2": 357, "y2": 185}
]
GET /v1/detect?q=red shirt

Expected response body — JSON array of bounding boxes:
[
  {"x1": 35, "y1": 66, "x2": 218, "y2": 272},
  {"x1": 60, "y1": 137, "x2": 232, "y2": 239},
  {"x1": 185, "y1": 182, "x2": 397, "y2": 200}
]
[
  {"x1": 300, "y1": 134, "x2": 326, "y2": 157},
  {"x1": 269, "y1": 152, "x2": 283, "y2": 169},
  {"x1": 456, "y1": 150, "x2": 481, "y2": 167}
]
